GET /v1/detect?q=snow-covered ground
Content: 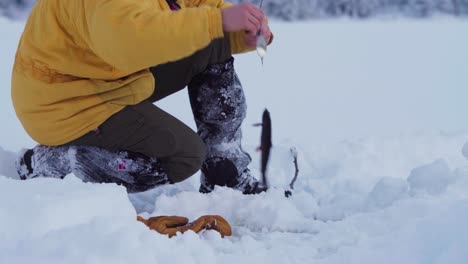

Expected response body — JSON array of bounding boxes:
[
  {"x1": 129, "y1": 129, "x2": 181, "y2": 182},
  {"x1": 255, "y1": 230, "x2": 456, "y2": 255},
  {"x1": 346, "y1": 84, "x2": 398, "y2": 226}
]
[{"x1": 1, "y1": 16, "x2": 468, "y2": 263}]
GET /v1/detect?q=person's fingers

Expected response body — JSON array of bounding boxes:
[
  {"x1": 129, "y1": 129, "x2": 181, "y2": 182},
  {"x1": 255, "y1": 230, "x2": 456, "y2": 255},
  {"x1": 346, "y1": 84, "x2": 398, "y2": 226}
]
[
  {"x1": 247, "y1": 15, "x2": 260, "y2": 32},
  {"x1": 245, "y1": 20, "x2": 258, "y2": 36},
  {"x1": 243, "y1": 5, "x2": 262, "y2": 24},
  {"x1": 244, "y1": 36, "x2": 257, "y2": 48},
  {"x1": 262, "y1": 23, "x2": 270, "y2": 34},
  {"x1": 262, "y1": 24, "x2": 271, "y2": 41},
  {"x1": 250, "y1": 14, "x2": 263, "y2": 31},
  {"x1": 260, "y1": 24, "x2": 266, "y2": 37},
  {"x1": 245, "y1": 34, "x2": 256, "y2": 43},
  {"x1": 247, "y1": 4, "x2": 265, "y2": 21}
]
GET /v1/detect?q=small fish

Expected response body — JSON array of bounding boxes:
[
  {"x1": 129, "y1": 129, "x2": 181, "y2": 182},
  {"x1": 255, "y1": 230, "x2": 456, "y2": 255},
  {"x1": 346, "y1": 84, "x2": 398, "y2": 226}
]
[
  {"x1": 257, "y1": 109, "x2": 272, "y2": 188},
  {"x1": 255, "y1": 24, "x2": 268, "y2": 66},
  {"x1": 256, "y1": 35, "x2": 267, "y2": 65}
]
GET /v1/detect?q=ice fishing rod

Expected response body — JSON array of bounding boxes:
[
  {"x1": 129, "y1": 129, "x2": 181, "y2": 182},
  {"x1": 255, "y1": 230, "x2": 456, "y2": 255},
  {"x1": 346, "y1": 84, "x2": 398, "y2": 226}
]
[
  {"x1": 256, "y1": 0, "x2": 267, "y2": 65},
  {"x1": 255, "y1": 109, "x2": 300, "y2": 198},
  {"x1": 284, "y1": 147, "x2": 299, "y2": 198}
]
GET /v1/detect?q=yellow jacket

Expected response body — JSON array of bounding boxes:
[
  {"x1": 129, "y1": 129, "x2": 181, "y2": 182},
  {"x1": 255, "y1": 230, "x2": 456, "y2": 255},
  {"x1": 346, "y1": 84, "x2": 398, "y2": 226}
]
[{"x1": 12, "y1": 0, "x2": 253, "y2": 146}]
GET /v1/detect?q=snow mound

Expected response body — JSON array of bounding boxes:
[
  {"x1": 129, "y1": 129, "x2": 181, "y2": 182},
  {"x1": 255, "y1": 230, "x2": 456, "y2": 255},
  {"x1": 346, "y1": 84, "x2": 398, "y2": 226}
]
[
  {"x1": 0, "y1": 146, "x2": 17, "y2": 179},
  {"x1": 148, "y1": 187, "x2": 318, "y2": 234},
  {"x1": 324, "y1": 199, "x2": 468, "y2": 264},
  {"x1": 462, "y1": 141, "x2": 468, "y2": 160},
  {"x1": 0, "y1": 176, "x2": 238, "y2": 264},
  {"x1": 408, "y1": 159, "x2": 454, "y2": 196},
  {"x1": 367, "y1": 177, "x2": 408, "y2": 208},
  {"x1": 0, "y1": 176, "x2": 135, "y2": 241}
]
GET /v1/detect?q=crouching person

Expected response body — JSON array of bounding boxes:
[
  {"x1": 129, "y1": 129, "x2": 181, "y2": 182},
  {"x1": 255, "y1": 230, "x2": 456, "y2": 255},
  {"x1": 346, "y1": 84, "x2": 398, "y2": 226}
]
[{"x1": 12, "y1": 0, "x2": 272, "y2": 237}]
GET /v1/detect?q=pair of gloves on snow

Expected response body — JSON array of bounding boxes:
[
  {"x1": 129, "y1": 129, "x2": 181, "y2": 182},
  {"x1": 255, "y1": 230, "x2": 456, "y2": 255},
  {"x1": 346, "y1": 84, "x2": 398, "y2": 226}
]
[{"x1": 137, "y1": 215, "x2": 232, "y2": 238}]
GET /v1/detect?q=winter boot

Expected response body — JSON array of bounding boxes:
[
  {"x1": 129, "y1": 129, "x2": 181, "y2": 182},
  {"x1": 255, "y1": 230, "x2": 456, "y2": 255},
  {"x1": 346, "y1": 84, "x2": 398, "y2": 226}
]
[
  {"x1": 16, "y1": 145, "x2": 71, "y2": 180},
  {"x1": 70, "y1": 146, "x2": 172, "y2": 193},
  {"x1": 188, "y1": 57, "x2": 266, "y2": 194},
  {"x1": 200, "y1": 157, "x2": 266, "y2": 194}
]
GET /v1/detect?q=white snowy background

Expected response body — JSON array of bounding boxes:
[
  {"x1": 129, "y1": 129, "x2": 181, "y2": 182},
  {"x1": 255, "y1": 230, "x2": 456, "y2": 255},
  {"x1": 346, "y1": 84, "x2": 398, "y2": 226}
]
[{"x1": 1, "y1": 16, "x2": 468, "y2": 263}]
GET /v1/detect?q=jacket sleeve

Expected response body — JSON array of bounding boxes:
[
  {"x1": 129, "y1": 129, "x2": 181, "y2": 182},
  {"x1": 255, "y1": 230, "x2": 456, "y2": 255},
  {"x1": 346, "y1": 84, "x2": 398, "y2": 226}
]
[{"x1": 83, "y1": 0, "x2": 224, "y2": 73}]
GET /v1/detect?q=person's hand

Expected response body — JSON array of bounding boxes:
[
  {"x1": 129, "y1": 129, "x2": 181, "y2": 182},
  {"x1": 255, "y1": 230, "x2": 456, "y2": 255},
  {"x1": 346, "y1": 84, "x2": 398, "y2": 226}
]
[
  {"x1": 221, "y1": 3, "x2": 265, "y2": 34},
  {"x1": 244, "y1": 21, "x2": 272, "y2": 48},
  {"x1": 137, "y1": 215, "x2": 232, "y2": 238}
]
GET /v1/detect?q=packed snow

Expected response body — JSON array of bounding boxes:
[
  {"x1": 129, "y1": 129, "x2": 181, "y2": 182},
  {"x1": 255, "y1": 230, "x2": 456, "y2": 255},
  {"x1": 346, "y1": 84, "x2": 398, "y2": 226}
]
[{"x1": 1, "y1": 15, "x2": 468, "y2": 263}]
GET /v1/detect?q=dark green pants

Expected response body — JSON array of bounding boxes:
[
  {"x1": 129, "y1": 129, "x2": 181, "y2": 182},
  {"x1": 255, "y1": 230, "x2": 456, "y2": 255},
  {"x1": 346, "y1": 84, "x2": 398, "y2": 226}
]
[{"x1": 68, "y1": 38, "x2": 232, "y2": 183}]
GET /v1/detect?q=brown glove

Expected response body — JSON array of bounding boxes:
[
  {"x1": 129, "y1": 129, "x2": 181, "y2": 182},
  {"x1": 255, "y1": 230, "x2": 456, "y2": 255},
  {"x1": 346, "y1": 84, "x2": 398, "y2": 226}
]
[{"x1": 137, "y1": 215, "x2": 232, "y2": 238}]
